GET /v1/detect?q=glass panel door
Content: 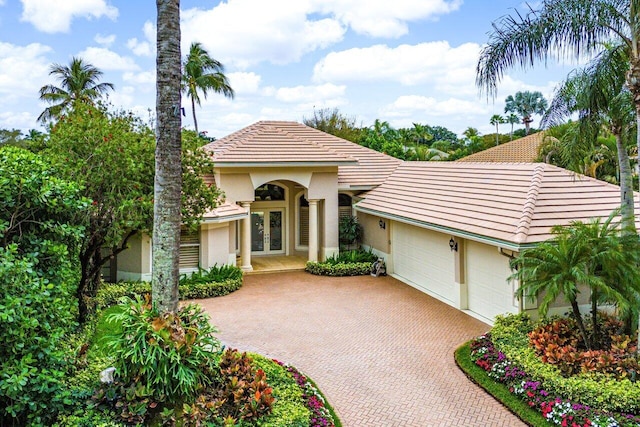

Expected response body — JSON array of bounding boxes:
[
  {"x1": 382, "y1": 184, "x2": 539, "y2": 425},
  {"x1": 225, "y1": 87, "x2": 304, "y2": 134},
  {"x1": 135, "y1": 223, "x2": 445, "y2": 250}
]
[
  {"x1": 251, "y1": 212, "x2": 264, "y2": 252},
  {"x1": 251, "y1": 209, "x2": 285, "y2": 254},
  {"x1": 269, "y1": 211, "x2": 282, "y2": 251}
]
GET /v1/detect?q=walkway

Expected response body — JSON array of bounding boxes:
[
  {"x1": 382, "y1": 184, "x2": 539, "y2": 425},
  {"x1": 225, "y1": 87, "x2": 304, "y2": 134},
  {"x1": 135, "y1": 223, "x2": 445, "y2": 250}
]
[{"x1": 197, "y1": 271, "x2": 525, "y2": 426}]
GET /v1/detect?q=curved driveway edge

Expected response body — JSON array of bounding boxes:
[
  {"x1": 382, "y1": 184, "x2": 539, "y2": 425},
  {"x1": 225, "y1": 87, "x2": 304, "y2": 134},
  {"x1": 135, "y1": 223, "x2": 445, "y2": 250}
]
[{"x1": 197, "y1": 271, "x2": 525, "y2": 426}]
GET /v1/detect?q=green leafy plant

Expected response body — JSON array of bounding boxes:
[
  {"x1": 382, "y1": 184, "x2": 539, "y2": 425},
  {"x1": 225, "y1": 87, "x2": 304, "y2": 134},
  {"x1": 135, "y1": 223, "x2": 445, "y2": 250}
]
[
  {"x1": 338, "y1": 216, "x2": 362, "y2": 249},
  {"x1": 180, "y1": 264, "x2": 243, "y2": 285},
  {"x1": 305, "y1": 261, "x2": 373, "y2": 277},
  {"x1": 103, "y1": 296, "x2": 221, "y2": 407}
]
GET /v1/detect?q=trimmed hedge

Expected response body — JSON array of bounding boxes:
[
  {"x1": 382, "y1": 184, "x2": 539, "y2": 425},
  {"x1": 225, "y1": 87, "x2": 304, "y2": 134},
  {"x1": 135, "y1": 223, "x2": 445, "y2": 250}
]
[
  {"x1": 95, "y1": 272, "x2": 243, "y2": 309},
  {"x1": 305, "y1": 261, "x2": 372, "y2": 276},
  {"x1": 491, "y1": 314, "x2": 640, "y2": 414}
]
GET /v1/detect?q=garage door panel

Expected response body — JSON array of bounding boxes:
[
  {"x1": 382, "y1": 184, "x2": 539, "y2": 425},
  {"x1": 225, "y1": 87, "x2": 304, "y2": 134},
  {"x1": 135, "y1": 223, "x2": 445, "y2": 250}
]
[
  {"x1": 393, "y1": 222, "x2": 455, "y2": 303},
  {"x1": 466, "y1": 241, "x2": 518, "y2": 322}
]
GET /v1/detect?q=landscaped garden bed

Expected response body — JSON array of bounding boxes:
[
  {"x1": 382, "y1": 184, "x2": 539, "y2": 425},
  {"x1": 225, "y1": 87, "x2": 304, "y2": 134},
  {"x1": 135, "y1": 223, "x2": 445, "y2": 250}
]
[
  {"x1": 305, "y1": 249, "x2": 378, "y2": 276},
  {"x1": 459, "y1": 313, "x2": 640, "y2": 427}
]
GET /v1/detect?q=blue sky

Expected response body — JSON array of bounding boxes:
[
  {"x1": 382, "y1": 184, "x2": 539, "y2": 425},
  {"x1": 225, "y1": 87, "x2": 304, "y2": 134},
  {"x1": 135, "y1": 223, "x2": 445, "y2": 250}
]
[{"x1": 0, "y1": 0, "x2": 581, "y2": 138}]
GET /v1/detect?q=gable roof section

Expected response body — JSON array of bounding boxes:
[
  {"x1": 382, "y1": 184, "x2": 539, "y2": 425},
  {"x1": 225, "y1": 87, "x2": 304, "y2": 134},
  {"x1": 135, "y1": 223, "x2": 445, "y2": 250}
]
[
  {"x1": 205, "y1": 121, "x2": 401, "y2": 189},
  {"x1": 457, "y1": 132, "x2": 546, "y2": 163},
  {"x1": 355, "y1": 162, "x2": 635, "y2": 248}
]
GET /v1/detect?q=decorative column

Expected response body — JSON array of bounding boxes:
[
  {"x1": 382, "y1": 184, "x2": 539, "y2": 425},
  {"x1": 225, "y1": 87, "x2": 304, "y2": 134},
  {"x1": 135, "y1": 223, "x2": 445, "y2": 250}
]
[
  {"x1": 240, "y1": 202, "x2": 253, "y2": 271},
  {"x1": 308, "y1": 199, "x2": 319, "y2": 262}
]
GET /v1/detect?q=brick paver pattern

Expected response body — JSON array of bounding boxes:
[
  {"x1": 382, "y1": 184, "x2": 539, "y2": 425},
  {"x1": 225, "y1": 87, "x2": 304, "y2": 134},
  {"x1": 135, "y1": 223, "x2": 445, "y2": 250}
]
[{"x1": 197, "y1": 271, "x2": 526, "y2": 426}]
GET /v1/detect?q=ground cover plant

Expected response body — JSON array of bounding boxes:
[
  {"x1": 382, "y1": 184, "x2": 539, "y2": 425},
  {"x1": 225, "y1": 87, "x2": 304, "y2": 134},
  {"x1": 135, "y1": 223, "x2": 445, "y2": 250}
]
[{"x1": 465, "y1": 314, "x2": 640, "y2": 426}]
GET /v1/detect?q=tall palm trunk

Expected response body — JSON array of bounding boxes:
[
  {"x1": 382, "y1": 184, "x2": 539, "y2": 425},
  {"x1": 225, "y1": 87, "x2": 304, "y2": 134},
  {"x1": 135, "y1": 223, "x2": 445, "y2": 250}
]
[
  {"x1": 570, "y1": 297, "x2": 590, "y2": 350},
  {"x1": 191, "y1": 95, "x2": 198, "y2": 135},
  {"x1": 614, "y1": 131, "x2": 636, "y2": 235},
  {"x1": 153, "y1": 0, "x2": 182, "y2": 313}
]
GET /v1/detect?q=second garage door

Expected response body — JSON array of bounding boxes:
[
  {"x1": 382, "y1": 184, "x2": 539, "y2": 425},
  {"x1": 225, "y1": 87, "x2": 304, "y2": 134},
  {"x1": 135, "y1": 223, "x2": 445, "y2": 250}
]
[
  {"x1": 392, "y1": 222, "x2": 456, "y2": 304},
  {"x1": 465, "y1": 240, "x2": 519, "y2": 322}
]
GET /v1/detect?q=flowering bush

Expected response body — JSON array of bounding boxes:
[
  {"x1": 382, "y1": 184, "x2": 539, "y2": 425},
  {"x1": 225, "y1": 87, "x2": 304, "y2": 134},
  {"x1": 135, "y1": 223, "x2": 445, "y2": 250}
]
[
  {"x1": 471, "y1": 333, "x2": 640, "y2": 426},
  {"x1": 274, "y1": 360, "x2": 335, "y2": 427}
]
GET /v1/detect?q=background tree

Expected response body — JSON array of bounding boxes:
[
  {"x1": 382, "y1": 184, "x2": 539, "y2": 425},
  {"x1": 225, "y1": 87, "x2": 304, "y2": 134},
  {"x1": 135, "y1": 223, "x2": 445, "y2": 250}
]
[
  {"x1": 506, "y1": 113, "x2": 520, "y2": 140},
  {"x1": 543, "y1": 43, "x2": 637, "y2": 233},
  {"x1": 489, "y1": 114, "x2": 505, "y2": 145},
  {"x1": 44, "y1": 104, "x2": 219, "y2": 321},
  {"x1": 476, "y1": 0, "x2": 640, "y2": 185},
  {"x1": 154, "y1": 0, "x2": 182, "y2": 313},
  {"x1": 182, "y1": 41, "x2": 234, "y2": 135},
  {"x1": 38, "y1": 57, "x2": 114, "y2": 123},
  {"x1": 504, "y1": 91, "x2": 548, "y2": 134},
  {"x1": 303, "y1": 107, "x2": 362, "y2": 142}
]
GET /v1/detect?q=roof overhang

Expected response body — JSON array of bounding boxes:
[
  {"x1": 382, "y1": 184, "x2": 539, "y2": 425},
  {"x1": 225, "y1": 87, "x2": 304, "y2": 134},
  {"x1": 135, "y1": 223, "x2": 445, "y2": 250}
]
[
  {"x1": 354, "y1": 205, "x2": 538, "y2": 252},
  {"x1": 213, "y1": 160, "x2": 358, "y2": 168}
]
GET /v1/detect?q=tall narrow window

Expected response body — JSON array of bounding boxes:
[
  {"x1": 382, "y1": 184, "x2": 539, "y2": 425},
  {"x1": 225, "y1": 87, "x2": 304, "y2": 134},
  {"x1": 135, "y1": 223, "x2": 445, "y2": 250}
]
[
  {"x1": 179, "y1": 227, "x2": 200, "y2": 269},
  {"x1": 338, "y1": 194, "x2": 353, "y2": 220},
  {"x1": 299, "y1": 196, "x2": 309, "y2": 246}
]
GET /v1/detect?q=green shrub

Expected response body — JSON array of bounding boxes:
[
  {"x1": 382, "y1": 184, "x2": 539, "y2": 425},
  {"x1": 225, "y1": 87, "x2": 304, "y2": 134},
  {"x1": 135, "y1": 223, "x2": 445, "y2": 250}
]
[
  {"x1": 491, "y1": 314, "x2": 640, "y2": 413},
  {"x1": 305, "y1": 261, "x2": 373, "y2": 276},
  {"x1": 325, "y1": 249, "x2": 378, "y2": 265},
  {"x1": 338, "y1": 216, "x2": 362, "y2": 248},
  {"x1": 95, "y1": 266, "x2": 243, "y2": 309},
  {"x1": 101, "y1": 297, "x2": 221, "y2": 406}
]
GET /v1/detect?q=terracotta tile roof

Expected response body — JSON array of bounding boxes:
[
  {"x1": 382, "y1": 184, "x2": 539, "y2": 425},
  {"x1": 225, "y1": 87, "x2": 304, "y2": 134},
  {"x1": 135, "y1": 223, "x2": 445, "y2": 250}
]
[
  {"x1": 203, "y1": 202, "x2": 248, "y2": 222},
  {"x1": 355, "y1": 162, "x2": 637, "y2": 248},
  {"x1": 205, "y1": 121, "x2": 401, "y2": 189},
  {"x1": 457, "y1": 132, "x2": 547, "y2": 163}
]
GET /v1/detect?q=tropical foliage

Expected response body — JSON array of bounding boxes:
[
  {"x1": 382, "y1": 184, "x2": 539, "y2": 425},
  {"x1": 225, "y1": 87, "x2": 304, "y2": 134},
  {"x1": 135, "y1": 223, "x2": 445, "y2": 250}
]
[
  {"x1": 504, "y1": 91, "x2": 548, "y2": 135},
  {"x1": 38, "y1": 56, "x2": 114, "y2": 123},
  {"x1": 182, "y1": 41, "x2": 234, "y2": 135}
]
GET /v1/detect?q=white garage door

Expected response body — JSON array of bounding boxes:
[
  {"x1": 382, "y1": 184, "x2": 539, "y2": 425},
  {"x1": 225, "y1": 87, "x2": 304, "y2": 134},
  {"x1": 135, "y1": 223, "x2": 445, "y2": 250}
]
[
  {"x1": 392, "y1": 222, "x2": 456, "y2": 303},
  {"x1": 466, "y1": 240, "x2": 519, "y2": 322}
]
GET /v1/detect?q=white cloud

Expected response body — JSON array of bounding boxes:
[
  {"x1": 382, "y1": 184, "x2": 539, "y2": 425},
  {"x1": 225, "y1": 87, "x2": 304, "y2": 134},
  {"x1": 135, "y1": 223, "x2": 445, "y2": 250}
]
[
  {"x1": 311, "y1": 0, "x2": 463, "y2": 38},
  {"x1": 0, "y1": 42, "x2": 51, "y2": 98},
  {"x1": 0, "y1": 111, "x2": 38, "y2": 131},
  {"x1": 275, "y1": 83, "x2": 346, "y2": 103},
  {"x1": 382, "y1": 95, "x2": 489, "y2": 118},
  {"x1": 94, "y1": 33, "x2": 116, "y2": 47},
  {"x1": 227, "y1": 72, "x2": 261, "y2": 94},
  {"x1": 78, "y1": 47, "x2": 140, "y2": 72},
  {"x1": 20, "y1": 0, "x2": 118, "y2": 33},
  {"x1": 123, "y1": 70, "x2": 155, "y2": 87},
  {"x1": 313, "y1": 42, "x2": 481, "y2": 91},
  {"x1": 181, "y1": 1, "x2": 345, "y2": 69},
  {"x1": 127, "y1": 21, "x2": 155, "y2": 57}
]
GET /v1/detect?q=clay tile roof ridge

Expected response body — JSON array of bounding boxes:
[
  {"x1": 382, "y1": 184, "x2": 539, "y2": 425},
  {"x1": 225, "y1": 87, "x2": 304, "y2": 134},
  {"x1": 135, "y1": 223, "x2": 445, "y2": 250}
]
[
  {"x1": 514, "y1": 163, "x2": 546, "y2": 243},
  {"x1": 275, "y1": 123, "x2": 357, "y2": 162}
]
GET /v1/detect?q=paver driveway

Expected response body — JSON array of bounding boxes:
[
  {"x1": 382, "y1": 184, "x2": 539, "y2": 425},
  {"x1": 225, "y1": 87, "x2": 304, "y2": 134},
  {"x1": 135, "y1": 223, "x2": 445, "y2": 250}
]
[{"x1": 197, "y1": 271, "x2": 525, "y2": 426}]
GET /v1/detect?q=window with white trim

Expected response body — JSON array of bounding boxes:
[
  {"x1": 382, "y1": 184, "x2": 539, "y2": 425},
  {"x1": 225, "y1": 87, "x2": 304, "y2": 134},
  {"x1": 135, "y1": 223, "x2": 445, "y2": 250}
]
[{"x1": 179, "y1": 227, "x2": 200, "y2": 269}]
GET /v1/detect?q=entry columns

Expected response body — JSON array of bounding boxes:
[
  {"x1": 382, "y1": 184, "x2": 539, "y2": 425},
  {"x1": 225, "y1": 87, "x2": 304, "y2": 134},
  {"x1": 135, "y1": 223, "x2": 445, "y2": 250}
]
[
  {"x1": 240, "y1": 202, "x2": 253, "y2": 271},
  {"x1": 308, "y1": 199, "x2": 319, "y2": 262}
]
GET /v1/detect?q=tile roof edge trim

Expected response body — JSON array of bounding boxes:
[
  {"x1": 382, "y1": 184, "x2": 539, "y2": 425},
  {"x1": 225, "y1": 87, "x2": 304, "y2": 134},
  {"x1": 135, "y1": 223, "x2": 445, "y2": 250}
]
[
  {"x1": 201, "y1": 212, "x2": 248, "y2": 223},
  {"x1": 354, "y1": 205, "x2": 538, "y2": 251},
  {"x1": 214, "y1": 160, "x2": 359, "y2": 167}
]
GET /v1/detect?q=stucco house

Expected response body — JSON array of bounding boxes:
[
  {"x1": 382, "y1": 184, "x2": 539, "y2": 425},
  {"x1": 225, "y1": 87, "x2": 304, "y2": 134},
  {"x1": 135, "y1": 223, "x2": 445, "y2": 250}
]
[{"x1": 117, "y1": 121, "x2": 634, "y2": 323}]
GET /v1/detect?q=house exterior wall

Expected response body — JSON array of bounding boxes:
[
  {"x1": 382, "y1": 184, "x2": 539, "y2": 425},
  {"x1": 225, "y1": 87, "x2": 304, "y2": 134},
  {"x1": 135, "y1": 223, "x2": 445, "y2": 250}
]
[
  {"x1": 358, "y1": 212, "x2": 391, "y2": 262},
  {"x1": 117, "y1": 233, "x2": 152, "y2": 281},
  {"x1": 201, "y1": 223, "x2": 235, "y2": 268}
]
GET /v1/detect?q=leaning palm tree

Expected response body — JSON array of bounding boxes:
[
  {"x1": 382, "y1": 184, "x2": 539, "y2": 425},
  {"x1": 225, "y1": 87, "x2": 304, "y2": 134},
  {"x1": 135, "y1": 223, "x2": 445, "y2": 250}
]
[
  {"x1": 38, "y1": 57, "x2": 114, "y2": 123},
  {"x1": 182, "y1": 42, "x2": 234, "y2": 135},
  {"x1": 543, "y1": 43, "x2": 637, "y2": 234},
  {"x1": 476, "y1": 0, "x2": 640, "y2": 196}
]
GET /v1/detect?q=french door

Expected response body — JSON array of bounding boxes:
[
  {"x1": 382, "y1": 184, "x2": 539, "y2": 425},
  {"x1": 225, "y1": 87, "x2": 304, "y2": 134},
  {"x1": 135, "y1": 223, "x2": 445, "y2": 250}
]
[{"x1": 251, "y1": 209, "x2": 285, "y2": 254}]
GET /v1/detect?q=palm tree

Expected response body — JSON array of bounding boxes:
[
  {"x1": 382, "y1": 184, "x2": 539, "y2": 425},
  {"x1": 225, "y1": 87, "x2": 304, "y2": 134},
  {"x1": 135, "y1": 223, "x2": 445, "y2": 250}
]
[
  {"x1": 476, "y1": 0, "x2": 640, "y2": 191},
  {"x1": 506, "y1": 113, "x2": 520, "y2": 140},
  {"x1": 504, "y1": 91, "x2": 548, "y2": 135},
  {"x1": 38, "y1": 57, "x2": 114, "y2": 123},
  {"x1": 512, "y1": 213, "x2": 640, "y2": 350},
  {"x1": 182, "y1": 42, "x2": 234, "y2": 135},
  {"x1": 153, "y1": 0, "x2": 182, "y2": 314},
  {"x1": 489, "y1": 114, "x2": 505, "y2": 145},
  {"x1": 543, "y1": 43, "x2": 637, "y2": 234}
]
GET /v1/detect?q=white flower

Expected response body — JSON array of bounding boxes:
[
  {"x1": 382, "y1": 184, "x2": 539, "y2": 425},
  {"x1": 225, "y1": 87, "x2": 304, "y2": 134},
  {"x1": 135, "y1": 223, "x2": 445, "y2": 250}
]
[{"x1": 100, "y1": 367, "x2": 116, "y2": 384}]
